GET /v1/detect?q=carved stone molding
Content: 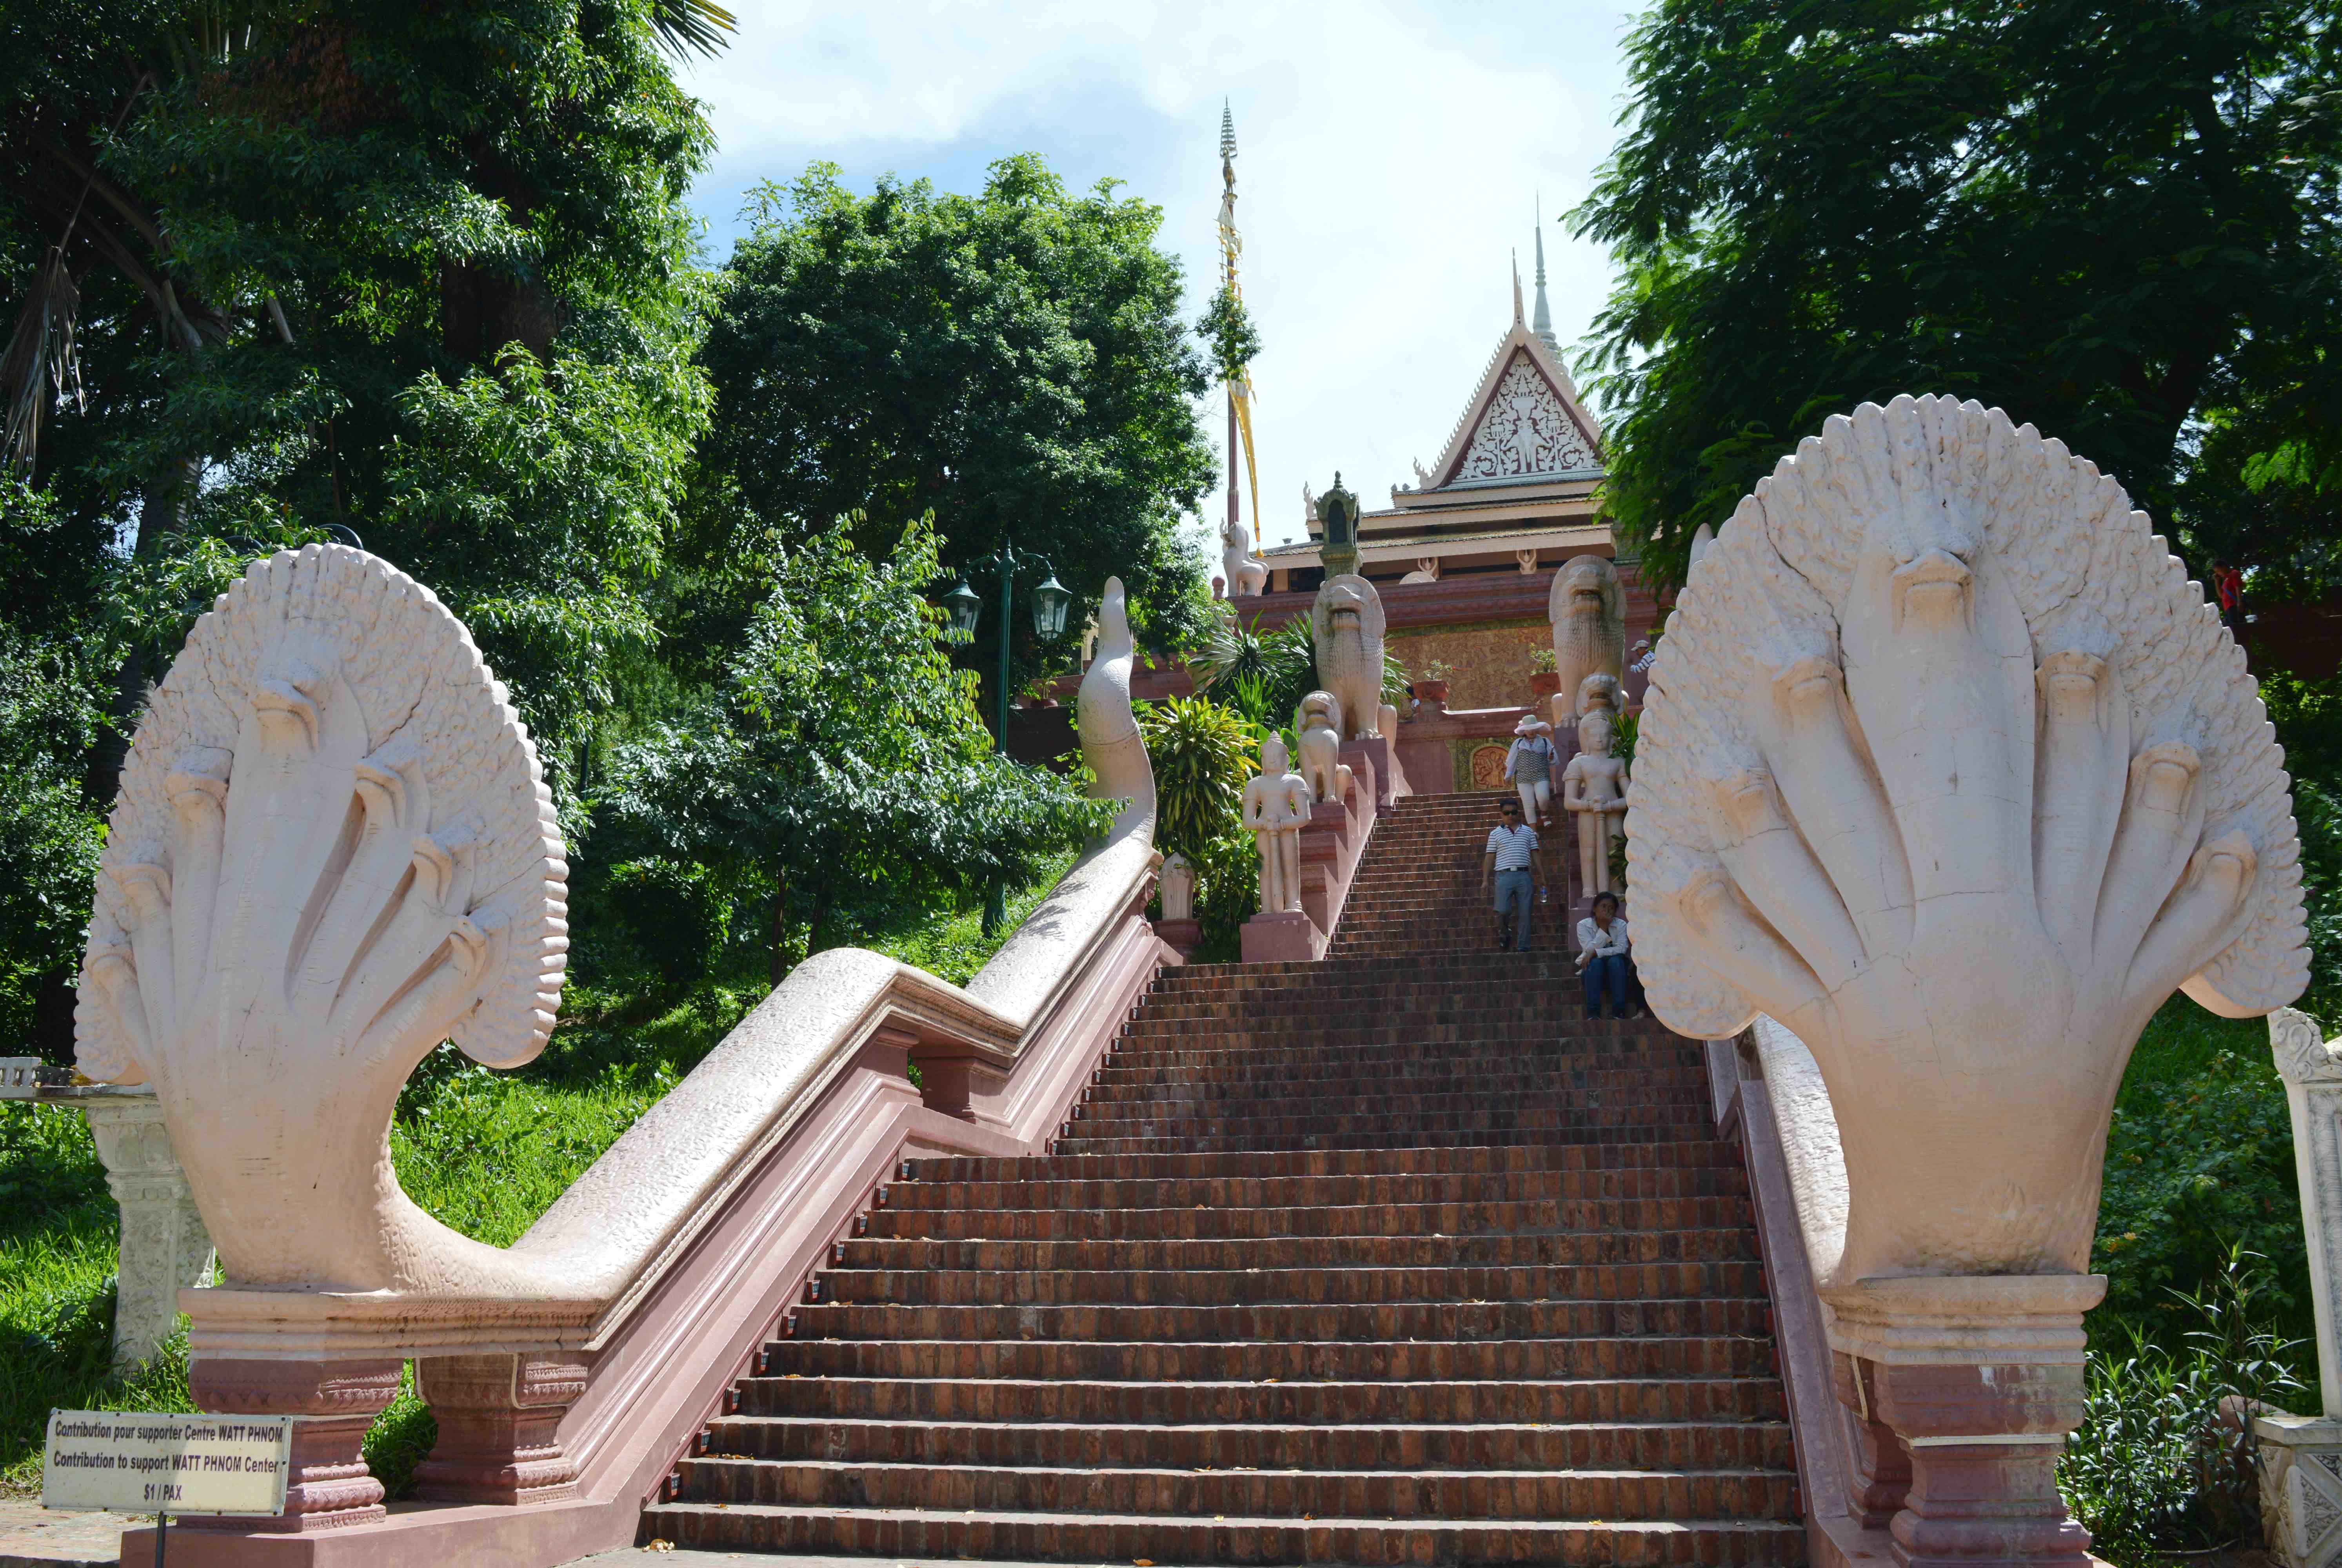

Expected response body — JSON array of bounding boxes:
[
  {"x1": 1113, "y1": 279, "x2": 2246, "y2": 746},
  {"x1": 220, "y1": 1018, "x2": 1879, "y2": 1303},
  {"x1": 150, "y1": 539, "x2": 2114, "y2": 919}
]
[
  {"x1": 180, "y1": 1357, "x2": 405, "y2": 1532},
  {"x1": 80, "y1": 1093, "x2": 213, "y2": 1370},
  {"x1": 413, "y1": 1352, "x2": 590, "y2": 1505},
  {"x1": 2258, "y1": 1415, "x2": 2342, "y2": 1568},
  {"x1": 2273, "y1": 1007, "x2": 2342, "y2": 1417}
]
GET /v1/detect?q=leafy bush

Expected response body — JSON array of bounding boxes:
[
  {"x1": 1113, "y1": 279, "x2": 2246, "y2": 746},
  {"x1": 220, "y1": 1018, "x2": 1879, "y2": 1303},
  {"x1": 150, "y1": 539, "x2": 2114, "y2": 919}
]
[
  {"x1": 1139, "y1": 695, "x2": 1258, "y2": 862},
  {"x1": 1136, "y1": 695, "x2": 1263, "y2": 964},
  {"x1": 2062, "y1": 1251, "x2": 2306, "y2": 1566},
  {"x1": 2095, "y1": 1003, "x2": 2311, "y2": 1350}
]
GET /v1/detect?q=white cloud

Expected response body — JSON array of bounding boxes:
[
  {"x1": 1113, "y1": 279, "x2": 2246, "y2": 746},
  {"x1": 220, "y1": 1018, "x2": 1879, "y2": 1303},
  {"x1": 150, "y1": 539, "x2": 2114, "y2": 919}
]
[{"x1": 681, "y1": 1, "x2": 1635, "y2": 551}]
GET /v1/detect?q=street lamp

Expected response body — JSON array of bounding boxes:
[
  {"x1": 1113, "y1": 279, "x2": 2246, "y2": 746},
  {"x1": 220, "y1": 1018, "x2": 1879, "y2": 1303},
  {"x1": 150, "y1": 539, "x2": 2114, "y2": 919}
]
[
  {"x1": 943, "y1": 580, "x2": 983, "y2": 638},
  {"x1": 951, "y1": 539, "x2": 1073, "y2": 933}
]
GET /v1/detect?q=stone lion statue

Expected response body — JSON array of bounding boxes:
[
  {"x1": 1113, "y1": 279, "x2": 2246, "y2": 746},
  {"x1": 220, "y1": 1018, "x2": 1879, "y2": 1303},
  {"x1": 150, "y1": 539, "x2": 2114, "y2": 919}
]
[
  {"x1": 1294, "y1": 690, "x2": 1353, "y2": 806},
  {"x1": 1310, "y1": 575, "x2": 1387, "y2": 742},
  {"x1": 1548, "y1": 554, "x2": 1624, "y2": 728}
]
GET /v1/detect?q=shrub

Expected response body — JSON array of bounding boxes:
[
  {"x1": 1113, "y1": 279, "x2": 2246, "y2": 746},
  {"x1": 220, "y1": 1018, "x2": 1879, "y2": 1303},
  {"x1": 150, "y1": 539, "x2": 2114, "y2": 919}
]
[{"x1": 2060, "y1": 1250, "x2": 2306, "y2": 1566}]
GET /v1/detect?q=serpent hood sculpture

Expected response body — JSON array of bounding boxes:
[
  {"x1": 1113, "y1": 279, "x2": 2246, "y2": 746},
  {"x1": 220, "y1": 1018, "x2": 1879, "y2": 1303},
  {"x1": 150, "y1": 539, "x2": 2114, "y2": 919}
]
[
  {"x1": 1631, "y1": 395, "x2": 2307, "y2": 1286},
  {"x1": 1310, "y1": 574, "x2": 1386, "y2": 742},
  {"x1": 76, "y1": 545, "x2": 569, "y2": 1294}
]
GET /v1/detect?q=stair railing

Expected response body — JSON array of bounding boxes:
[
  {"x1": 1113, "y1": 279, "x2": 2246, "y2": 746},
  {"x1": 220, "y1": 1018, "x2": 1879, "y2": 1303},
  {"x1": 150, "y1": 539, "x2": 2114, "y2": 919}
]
[
  {"x1": 1704, "y1": 1019, "x2": 1892, "y2": 1568},
  {"x1": 120, "y1": 572, "x2": 1171, "y2": 1567}
]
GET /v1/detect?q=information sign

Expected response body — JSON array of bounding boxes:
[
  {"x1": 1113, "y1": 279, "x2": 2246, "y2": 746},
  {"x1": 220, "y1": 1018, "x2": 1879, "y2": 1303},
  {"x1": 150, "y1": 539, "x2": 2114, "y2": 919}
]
[{"x1": 42, "y1": 1410, "x2": 292, "y2": 1517}]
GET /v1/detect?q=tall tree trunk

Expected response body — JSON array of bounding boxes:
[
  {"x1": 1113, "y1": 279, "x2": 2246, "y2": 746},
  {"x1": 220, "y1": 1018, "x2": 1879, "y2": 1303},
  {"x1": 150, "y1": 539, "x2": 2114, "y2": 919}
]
[{"x1": 769, "y1": 867, "x2": 790, "y2": 989}]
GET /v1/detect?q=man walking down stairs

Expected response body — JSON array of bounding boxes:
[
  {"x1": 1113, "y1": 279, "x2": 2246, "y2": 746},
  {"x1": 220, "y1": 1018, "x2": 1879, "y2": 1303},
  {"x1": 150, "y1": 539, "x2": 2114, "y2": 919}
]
[{"x1": 640, "y1": 791, "x2": 1804, "y2": 1564}]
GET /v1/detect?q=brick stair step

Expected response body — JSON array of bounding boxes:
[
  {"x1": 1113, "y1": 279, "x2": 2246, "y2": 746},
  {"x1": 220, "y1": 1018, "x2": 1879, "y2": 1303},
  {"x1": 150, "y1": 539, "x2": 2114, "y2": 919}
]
[
  {"x1": 1050, "y1": 1129, "x2": 1708, "y2": 1156},
  {"x1": 671, "y1": 1455, "x2": 1800, "y2": 1521},
  {"x1": 840, "y1": 1219, "x2": 1756, "y2": 1269},
  {"x1": 907, "y1": 1142, "x2": 1744, "y2": 1183},
  {"x1": 1072, "y1": 1092, "x2": 1712, "y2": 1127},
  {"x1": 1093, "y1": 1061, "x2": 1707, "y2": 1089},
  {"x1": 868, "y1": 1197, "x2": 1750, "y2": 1243},
  {"x1": 700, "y1": 1417, "x2": 1795, "y2": 1472},
  {"x1": 736, "y1": 1375, "x2": 1790, "y2": 1426},
  {"x1": 763, "y1": 1336, "x2": 1778, "y2": 1381},
  {"x1": 637, "y1": 1501, "x2": 1808, "y2": 1565},
  {"x1": 788, "y1": 1289, "x2": 1770, "y2": 1342}
]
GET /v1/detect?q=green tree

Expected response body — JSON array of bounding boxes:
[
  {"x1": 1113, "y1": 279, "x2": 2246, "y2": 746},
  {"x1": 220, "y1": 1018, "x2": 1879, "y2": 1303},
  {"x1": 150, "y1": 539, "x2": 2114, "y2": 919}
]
[
  {"x1": 1570, "y1": 0, "x2": 2342, "y2": 588},
  {"x1": 0, "y1": 0, "x2": 719, "y2": 1054},
  {"x1": 691, "y1": 156, "x2": 1220, "y2": 706},
  {"x1": 3, "y1": 0, "x2": 717, "y2": 802},
  {"x1": 602, "y1": 519, "x2": 1112, "y2": 984}
]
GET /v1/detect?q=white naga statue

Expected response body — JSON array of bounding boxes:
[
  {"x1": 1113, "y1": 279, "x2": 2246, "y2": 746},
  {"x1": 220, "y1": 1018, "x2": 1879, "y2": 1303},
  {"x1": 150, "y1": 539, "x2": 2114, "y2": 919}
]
[
  {"x1": 75, "y1": 545, "x2": 569, "y2": 1295},
  {"x1": 1221, "y1": 516, "x2": 1267, "y2": 598},
  {"x1": 1294, "y1": 690, "x2": 1354, "y2": 807},
  {"x1": 1243, "y1": 734, "x2": 1314, "y2": 915},
  {"x1": 1548, "y1": 553, "x2": 1624, "y2": 731},
  {"x1": 1561, "y1": 706, "x2": 1629, "y2": 899},
  {"x1": 1310, "y1": 574, "x2": 1388, "y2": 742},
  {"x1": 1632, "y1": 396, "x2": 2307, "y2": 1287}
]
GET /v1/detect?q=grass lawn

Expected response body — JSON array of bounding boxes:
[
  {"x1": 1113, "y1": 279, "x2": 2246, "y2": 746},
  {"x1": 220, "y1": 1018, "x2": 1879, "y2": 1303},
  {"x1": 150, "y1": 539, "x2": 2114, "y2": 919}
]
[{"x1": 0, "y1": 857, "x2": 1074, "y2": 1498}]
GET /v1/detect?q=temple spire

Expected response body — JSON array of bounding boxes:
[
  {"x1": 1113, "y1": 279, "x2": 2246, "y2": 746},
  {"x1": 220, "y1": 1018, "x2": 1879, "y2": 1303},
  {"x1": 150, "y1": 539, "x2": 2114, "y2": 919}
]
[
  {"x1": 1511, "y1": 250, "x2": 1524, "y2": 325},
  {"x1": 1532, "y1": 196, "x2": 1558, "y2": 354}
]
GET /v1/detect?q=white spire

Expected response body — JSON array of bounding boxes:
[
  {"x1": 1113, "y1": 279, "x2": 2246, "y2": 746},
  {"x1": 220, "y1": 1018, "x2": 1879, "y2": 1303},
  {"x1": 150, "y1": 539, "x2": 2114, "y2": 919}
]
[
  {"x1": 1532, "y1": 195, "x2": 1558, "y2": 354},
  {"x1": 1511, "y1": 250, "x2": 1524, "y2": 325}
]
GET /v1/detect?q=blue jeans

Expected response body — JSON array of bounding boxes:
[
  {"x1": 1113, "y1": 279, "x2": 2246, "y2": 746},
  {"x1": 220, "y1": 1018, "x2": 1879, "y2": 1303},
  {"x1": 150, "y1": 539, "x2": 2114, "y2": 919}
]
[
  {"x1": 1583, "y1": 953, "x2": 1634, "y2": 1016},
  {"x1": 1493, "y1": 869, "x2": 1533, "y2": 951}
]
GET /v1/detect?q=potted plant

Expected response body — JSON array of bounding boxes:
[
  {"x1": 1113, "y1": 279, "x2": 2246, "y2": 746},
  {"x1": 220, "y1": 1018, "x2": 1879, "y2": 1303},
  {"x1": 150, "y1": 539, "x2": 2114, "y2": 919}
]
[
  {"x1": 1528, "y1": 646, "x2": 1562, "y2": 700},
  {"x1": 1412, "y1": 659, "x2": 1453, "y2": 707}
]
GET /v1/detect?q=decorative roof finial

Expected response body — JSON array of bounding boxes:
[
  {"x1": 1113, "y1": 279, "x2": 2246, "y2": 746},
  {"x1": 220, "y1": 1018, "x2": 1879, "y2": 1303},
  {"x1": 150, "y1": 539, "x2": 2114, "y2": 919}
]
[
  {"x1": 1512, "y1": 250, "x2": 1524, "y2": 325},
  {"x1": 1220, "y1": 99, "x2": 1236, "y2": 168},
  {"x1": 1532, "y1": 195, "x2": 1559, "y2": 354}
]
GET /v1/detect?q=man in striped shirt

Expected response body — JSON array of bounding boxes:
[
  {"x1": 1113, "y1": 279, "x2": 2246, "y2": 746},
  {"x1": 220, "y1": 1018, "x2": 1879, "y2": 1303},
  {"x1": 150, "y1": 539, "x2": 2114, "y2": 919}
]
[{"x1": 1479, "y1": 797, "x2": 1548, "y2": 952}]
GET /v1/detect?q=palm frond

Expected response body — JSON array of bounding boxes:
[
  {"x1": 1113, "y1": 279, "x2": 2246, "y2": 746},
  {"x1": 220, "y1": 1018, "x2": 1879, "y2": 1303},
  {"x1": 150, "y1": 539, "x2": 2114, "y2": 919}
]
[
  {"x1": 2, "y1": 249, "x2": 84, "y2": 475},
  {"x1": 651, "y1": 0, "x2": 737, "y2": 58}
]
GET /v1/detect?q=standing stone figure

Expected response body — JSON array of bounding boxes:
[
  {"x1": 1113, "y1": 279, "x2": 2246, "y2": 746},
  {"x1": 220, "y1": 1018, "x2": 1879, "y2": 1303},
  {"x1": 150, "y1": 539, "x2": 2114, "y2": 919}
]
[
  {"x1": 1294, "y1": 691, "x2": 1354, "y2": 807},
  {"x1": 1310, "y1": 574, "x2": 1388, "y2": 742},
  {"x1": 1561, "y1": 707, "x2": 1629, "y2": 900},
  {"x1": 1548, "y1": 553, "x2": 1624, "y2": 731},
  {"x1": 1243, "y1": 734, "x2": 1314, "y2": 914}
]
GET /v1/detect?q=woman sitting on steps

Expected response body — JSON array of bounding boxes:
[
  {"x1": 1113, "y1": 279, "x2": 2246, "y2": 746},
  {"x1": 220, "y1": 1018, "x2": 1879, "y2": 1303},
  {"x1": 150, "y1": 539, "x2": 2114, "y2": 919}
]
[{"x1": 1575, "y1": 891, "x2": 1645, "y2": 1019}]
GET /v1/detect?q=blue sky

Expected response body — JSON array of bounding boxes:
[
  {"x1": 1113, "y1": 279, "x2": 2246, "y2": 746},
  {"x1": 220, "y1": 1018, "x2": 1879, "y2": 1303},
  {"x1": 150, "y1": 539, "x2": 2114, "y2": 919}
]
[{"x1": 678, "y1": 2, "x2": 1640, "y2": 548}]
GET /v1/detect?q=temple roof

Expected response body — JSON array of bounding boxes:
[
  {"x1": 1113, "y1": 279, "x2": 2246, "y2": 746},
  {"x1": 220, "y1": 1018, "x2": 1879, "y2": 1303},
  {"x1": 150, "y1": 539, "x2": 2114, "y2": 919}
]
[{"x1": 1298, "y1": 279, "x2": 1608, "y2": 553}]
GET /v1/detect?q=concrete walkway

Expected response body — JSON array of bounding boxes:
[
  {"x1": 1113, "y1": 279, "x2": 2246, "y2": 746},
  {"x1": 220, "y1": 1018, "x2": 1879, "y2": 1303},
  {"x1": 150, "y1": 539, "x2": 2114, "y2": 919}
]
[{"x1": 0, "y1": 1501, "x2": 137, "y2": 1567}]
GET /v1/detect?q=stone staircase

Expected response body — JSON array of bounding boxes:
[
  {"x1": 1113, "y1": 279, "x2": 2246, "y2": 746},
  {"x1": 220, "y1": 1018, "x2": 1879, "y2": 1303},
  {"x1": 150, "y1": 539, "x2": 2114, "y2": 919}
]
[{"x1": 642, "y1": 791, "x2": 1804, "y2": 1564}]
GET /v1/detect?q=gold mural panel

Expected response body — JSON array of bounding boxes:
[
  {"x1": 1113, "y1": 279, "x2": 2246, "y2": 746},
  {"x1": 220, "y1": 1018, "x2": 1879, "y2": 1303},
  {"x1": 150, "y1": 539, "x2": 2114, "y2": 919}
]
[
  {"x1": 1462, "y1": 740, "x2": 1510, "y2": 791},
  {"x1": 1390, "y1": 618, "x2": 1550, "y2": 710}
]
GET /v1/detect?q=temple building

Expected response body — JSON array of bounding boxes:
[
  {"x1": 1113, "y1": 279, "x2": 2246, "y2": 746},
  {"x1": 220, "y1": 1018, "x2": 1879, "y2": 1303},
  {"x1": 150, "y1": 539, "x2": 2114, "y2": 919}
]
[{"x1": 1234, "y1": 224, "x2": 1662, "y2": 790}]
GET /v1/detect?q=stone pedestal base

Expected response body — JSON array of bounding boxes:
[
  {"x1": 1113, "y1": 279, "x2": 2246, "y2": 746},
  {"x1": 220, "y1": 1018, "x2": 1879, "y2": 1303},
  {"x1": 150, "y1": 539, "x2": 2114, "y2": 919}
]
[
  {"x1": 1824, "y1": 1274, "x2": 2104, "y2": 1568},
  {"x1": 1152, "y1": 917, "x2": 1201, "y2": 959},
  {"x1": 413, "y1": 1353, "x2": 587, "y2": 1505},
  {"x1": 1241, "y1": 909, "x2": 1322, "y2": 964},
  {"x1": 2255, "y1": 1414, "x2": 2342, "y2": 1568},
  {"x1": 181, "y1": 1357, "x2": 403, "y2": 1532}
]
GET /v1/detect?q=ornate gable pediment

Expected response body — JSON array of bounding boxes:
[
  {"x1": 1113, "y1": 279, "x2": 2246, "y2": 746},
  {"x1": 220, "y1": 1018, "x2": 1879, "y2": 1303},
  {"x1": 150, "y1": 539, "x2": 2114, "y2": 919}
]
[
  {"x1": 1454, "y1": 352, "x2": 1599, "y2": 482},
  {"x1": 1410, "y1": 318, "x2": 1604, "y2": 497}
]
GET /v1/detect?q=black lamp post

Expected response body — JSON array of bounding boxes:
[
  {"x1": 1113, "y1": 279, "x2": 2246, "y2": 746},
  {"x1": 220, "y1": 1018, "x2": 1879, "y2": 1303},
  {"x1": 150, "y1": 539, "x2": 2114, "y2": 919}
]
[{"x1": 948, "y1": 540, "x2": 1073, "y2": 932}]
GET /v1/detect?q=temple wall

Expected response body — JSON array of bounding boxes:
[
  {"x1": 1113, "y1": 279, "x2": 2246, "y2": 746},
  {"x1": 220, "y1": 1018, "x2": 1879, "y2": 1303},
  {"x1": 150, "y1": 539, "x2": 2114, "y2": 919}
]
[{"x1": 1388, "y1": 618, "x2": 1550, "y2": 711}]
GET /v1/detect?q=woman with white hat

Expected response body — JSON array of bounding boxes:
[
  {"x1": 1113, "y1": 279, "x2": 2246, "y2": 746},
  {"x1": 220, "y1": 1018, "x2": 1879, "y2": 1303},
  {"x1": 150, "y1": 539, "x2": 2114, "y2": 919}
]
[{"x1": 1505, "y1": 714, "x2": 1558, "y2": 832}]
